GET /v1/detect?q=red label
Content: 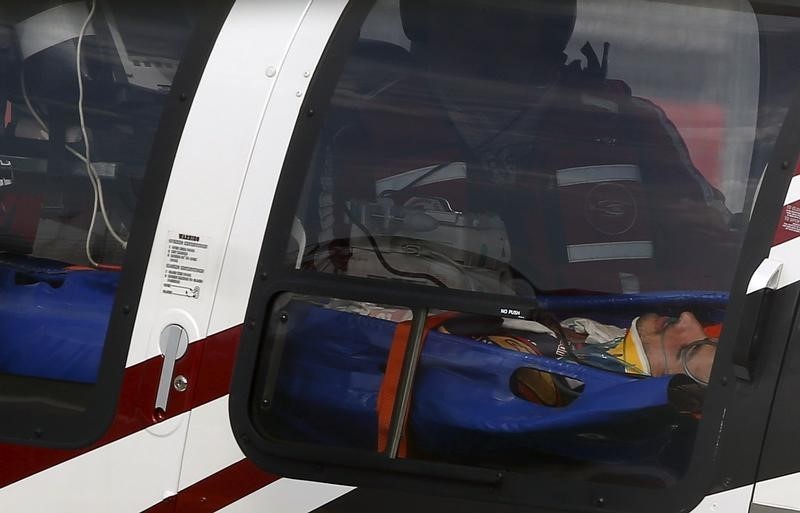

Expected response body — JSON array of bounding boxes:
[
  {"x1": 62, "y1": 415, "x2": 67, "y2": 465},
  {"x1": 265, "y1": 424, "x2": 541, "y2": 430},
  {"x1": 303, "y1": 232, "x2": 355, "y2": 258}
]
[{"x1": 774, "y1": 200, "x2": 800, "y2": 246}]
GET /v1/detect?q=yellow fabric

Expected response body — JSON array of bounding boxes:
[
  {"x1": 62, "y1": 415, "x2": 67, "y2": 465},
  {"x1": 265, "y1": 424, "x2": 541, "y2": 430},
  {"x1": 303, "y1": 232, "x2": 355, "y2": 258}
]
[{"x1": 607, "y1": 321, "x2": 650, "y2": 375}]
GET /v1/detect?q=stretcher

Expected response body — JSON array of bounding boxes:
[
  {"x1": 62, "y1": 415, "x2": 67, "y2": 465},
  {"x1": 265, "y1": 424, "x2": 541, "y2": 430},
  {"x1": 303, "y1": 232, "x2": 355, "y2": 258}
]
[
  {"x1": 269, "y1": 297, "x2": 717, "y2": 467},
  {"x1": 0, "y1": 256, "x2": 118, "y2": 383}
]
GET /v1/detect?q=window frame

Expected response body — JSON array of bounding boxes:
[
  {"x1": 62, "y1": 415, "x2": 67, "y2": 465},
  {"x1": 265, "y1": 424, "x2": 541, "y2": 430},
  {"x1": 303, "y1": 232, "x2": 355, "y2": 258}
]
[
  {"x1": 229, "y1": 1, "x2": 800, "y2": 511},
  {"x1": 0, "y1": 0, "x2": 235, "y2": 449}
]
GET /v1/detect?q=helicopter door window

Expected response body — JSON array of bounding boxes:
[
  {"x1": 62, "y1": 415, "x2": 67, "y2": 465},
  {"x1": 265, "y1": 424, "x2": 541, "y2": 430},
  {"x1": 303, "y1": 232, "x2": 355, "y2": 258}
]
[
  {"x1": 0, "y1": 0, "x2": 211, "y2": 447},
  {"x1": 233, "y1": 0, "x2": 800, "y2": 510},
  {"x1": 288, "y1": 0, "x2": 760, "y2": 298},
  {"x1": 254, "y1": 293, "x2": 412, "y2": 452}
]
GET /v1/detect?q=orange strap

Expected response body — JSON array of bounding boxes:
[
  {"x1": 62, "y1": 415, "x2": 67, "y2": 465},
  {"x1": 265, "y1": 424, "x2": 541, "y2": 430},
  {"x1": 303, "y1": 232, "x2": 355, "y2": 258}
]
[
  {"x1": 65, "y1": 264, "x2": 123, "y2": 272},
  {"x1": 376, "y1": 313, "x2": 455, "y2": 457},
  {"x1": 704, "y1": 324, "x2": 723, "y2": 339},
  {"x1": 4, "y1": 101, "x2": 12, "y2": 128}
]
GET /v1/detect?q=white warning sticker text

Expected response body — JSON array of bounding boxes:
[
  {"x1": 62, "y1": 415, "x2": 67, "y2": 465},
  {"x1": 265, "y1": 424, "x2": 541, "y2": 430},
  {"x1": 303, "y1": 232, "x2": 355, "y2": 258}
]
[{"x1": 162, "y1": 232, "x2": 209, "y2": 299}]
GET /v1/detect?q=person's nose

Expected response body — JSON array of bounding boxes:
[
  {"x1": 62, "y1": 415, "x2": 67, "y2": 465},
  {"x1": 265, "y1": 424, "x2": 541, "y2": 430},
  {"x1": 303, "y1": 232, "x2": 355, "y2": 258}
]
[{"x1": 676, "y1": 311, "x2": 706, "y2": 338}]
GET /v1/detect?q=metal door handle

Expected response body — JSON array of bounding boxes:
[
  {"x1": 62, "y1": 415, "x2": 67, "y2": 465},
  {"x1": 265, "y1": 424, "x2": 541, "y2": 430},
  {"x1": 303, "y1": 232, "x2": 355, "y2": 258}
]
[{"x1": 155, "y1": 324, "x2": 189, "y2": 412}]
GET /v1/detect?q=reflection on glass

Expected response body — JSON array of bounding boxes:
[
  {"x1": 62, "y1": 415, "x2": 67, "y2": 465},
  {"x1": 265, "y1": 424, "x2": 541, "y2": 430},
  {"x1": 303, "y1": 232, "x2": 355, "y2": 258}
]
[
  {"x1": 255, "y1": 294, "x2": 411, "y2": 451},
  {"x1": 289, "y1": 0, "x2": 763, "y2": 297},
  {"x1": 0, "y1": 1, "x2": 196, "y2": 383}
]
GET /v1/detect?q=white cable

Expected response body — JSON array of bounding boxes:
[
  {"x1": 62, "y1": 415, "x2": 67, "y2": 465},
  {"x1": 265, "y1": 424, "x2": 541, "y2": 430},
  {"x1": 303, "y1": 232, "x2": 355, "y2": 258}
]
[
  {"x1": 86, "y1": 175, "x2": 101, "y2": 266},
  {"x1": 76, "y1": 0, "x2": 96, "y2": 177},
  {"x1": 20, "y1": 73, "x2": 47, "y2": 135},
  {"x1": 23, "y1": 75, "x2": 101, "y2": 266},
  {"x1": 21, "y1": 0, "x2": 128, "y2": 266},
  {"x1": 78, "y1": 2, "x2": 100, "y2": 267},
  {"x1": 78, "y1": 0, "x2": 130, "y2": 263},
  {"x1": 22, "y1": 71, "x2": 101, "y2": 266}
]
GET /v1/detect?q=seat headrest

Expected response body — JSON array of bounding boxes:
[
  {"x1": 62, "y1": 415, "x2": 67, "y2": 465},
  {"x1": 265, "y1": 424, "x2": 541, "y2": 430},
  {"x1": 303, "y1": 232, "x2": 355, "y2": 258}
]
[{"x1": 399, "y1": 0, "x2": 577, "y2": 54}]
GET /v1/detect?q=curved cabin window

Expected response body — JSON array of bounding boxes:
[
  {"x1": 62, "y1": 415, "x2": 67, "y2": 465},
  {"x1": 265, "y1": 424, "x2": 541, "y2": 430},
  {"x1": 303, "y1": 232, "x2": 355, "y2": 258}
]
[
  {"x1": 248, "y1": 0, "x2": 800, "y2": 499},
  {"x1": 0, "y1": 1, "x2": 196, "y2": 385}
]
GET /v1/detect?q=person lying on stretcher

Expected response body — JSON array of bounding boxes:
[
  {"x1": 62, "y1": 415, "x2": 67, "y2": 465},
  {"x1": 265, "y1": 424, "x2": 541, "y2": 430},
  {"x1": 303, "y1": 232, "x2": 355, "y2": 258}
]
[
  {"x1": 437, "y1": 311, "x2": 719, "y2": 401},
  {"x1": 629, "y1": 312, "x2": 718, "y2": 384}
]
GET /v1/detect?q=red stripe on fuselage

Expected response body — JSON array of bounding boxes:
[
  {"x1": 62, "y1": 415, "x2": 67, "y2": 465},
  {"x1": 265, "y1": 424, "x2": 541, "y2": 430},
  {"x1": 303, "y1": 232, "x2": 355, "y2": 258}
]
[
  {"x1": 142, "y1": 459, "x2": 278, "y2": 513},
  {"x1": 0, "y1": 325, "x2": 243, "y2": 488}
]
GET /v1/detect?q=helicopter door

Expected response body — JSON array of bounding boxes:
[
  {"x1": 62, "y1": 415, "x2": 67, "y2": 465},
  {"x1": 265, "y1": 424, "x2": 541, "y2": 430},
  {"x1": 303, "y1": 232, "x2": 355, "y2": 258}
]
[{"x1": 227, "y1": 0, "x2": 800, "y2": 512}]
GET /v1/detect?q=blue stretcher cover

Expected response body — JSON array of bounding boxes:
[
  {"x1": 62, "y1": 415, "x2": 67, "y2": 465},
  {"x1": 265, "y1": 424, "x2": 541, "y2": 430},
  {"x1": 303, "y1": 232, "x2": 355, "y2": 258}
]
[
  {"x1": 539, "y1": 291, "x2": 729, "y2": 325},
  {"x1": 0, "y1": 258, "x2": 118, "y2": 383},
  {"x1": 274, "y1": 302, "x2": 700, "y2": 464}
]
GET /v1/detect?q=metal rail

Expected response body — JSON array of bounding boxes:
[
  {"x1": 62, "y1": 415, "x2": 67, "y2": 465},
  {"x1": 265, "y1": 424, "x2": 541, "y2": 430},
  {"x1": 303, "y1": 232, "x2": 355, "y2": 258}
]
[{"x1": 385, "y1": 307, "x2": 429, "y2": 458}]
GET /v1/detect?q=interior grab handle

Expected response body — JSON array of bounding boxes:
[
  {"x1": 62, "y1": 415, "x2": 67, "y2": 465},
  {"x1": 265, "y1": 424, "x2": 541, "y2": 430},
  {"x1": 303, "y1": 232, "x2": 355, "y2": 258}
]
[
  {"x1": 290, "y1": 217, "x2": 306, "y2": 270},
  {"x1": 746, "y1": 258, "x2": 783, "y2": 294},
  {"x1": 733, "y1": 258, "x2": 783, "y2": 381}
]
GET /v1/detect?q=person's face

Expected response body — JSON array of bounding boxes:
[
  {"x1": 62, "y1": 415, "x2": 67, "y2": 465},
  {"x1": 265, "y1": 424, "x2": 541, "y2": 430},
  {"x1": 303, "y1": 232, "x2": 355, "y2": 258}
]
[
  {"x1": 636, "y1": 312, "x2": 707, "y2": 351},
  {"x1": 636, "y1": 312, "x2": 713, "y2": 378}
]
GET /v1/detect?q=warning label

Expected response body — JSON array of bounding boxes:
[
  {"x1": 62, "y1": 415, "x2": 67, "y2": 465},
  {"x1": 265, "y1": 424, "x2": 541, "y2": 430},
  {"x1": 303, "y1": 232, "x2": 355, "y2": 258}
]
[
  {"x1": 775, "y1": 203, "x2": 800, "y2": 246},
  {"x1": 162, "y1": 232, "x2": 209, "y2": 299}
]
